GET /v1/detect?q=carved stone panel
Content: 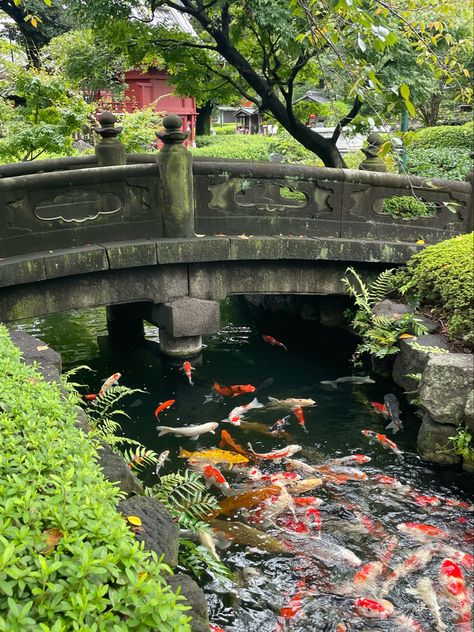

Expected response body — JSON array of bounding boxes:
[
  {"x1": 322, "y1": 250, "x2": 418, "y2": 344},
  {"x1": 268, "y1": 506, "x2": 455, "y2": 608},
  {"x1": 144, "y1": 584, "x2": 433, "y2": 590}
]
[{"x1": 34, "y1": 189, "x2": 122, "y2": 223}]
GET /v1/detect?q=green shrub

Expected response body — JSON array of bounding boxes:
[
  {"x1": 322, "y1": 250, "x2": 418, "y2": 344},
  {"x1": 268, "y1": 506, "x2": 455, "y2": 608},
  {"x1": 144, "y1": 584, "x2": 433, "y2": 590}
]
[
  {"x1": 0, "y1": 325, "x2": 190, "y2": 630},
  {"x1": 267, "y1": 133, "x2": 317, "y2": 164},
  {"x1": 408, "y1": 122, "x2": 473, "y2": 150},
  {"x1": 396, "y1": 233, "x2": 474, "y2": 344},
  {"x1": 192, "y1": 135, "x2": 272, "y2": 160},
  {"x1": 406, "y1": 147, "x2": 472, "y2": 181},
  {"x1": 382, "y1": 195, "x2": 433, "y2": 219},
  {"x1": 194, "y1": 134, "x2": 221, "y2": 148},
  {"x1": 212, "y1": 123, "x2": 236, "y2": 135}
]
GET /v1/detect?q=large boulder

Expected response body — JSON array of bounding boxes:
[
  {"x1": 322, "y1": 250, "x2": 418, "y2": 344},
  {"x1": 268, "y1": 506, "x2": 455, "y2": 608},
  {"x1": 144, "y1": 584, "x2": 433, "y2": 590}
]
[
  {"x1": 417, "y1": 414, "x2": 461, "y2": 466},
  {"x1": 393, "y1": 335, "x2": 451, "y2": 395},
  {"x1": 167, "y1": 573, "x2": 209, "y2": 632},
  {"x1": 419, "y1": 353, "x2": 474, "y2": 425},
  {"x1": 97, "y1": 442, "x2": 143, "y2": 497},
  {"x1": 118, "y1": 495, "x2": 179, "y2": 567},
  {"x1": 8, "y1": 329, "x2": 62, "y2": 383}
]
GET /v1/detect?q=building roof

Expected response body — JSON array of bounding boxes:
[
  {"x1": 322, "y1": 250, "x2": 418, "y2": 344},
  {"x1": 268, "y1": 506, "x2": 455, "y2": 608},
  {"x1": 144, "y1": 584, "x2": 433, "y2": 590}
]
[
  {"x1": 132, "y1": 2, "x2": 196, "y2": 37},
  {"x1": 294, "y1": 90, "x2": 329, "y2": 105},
  {"x1": 216, "y1": 106, "x2": 240, "y2": 112},
  {"x1": 235, "y1": 107, "x2": 258, "y2": 116}
]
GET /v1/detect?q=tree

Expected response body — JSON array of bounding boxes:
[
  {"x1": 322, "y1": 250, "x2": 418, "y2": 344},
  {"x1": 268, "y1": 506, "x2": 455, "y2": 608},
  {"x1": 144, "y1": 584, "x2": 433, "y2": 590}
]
[{"x1": 49, "y1": 0, "x2": 474, "y2": 165}]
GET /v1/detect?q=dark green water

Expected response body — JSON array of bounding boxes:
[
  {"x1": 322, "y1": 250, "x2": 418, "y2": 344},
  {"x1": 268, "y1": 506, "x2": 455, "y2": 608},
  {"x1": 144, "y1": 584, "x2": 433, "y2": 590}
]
[{"x1": 17, "y1": 300, "x2": 473, "y2": 631}]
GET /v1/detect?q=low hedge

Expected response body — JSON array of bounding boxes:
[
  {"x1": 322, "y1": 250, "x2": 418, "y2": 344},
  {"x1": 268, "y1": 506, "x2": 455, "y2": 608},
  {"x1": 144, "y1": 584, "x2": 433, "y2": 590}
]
[
  {"x1": 408, "y1": 122, "x2": 473, "y2": 150},
  {"x1": 382, "y1": 195, "x2": 433, "y2": 219},
  {"x1": 395, "y1": 233, "x2": 474, "y2": 345},
  {"x1": 192, "y1": 135, "x2": 272, "y2": 160},
  {"x1": 0, "y1": 325, "x2": 190, "y2": 631},
  {"x1": 406, "y1": 147, "x2": 472, "y2": 181}
]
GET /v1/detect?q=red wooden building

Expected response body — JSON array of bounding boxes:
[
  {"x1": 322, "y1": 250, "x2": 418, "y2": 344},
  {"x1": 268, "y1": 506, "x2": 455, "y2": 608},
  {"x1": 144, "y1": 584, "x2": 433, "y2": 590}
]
[{"x1": 110, "y1": 68, "x2": 197, "y2": 145}]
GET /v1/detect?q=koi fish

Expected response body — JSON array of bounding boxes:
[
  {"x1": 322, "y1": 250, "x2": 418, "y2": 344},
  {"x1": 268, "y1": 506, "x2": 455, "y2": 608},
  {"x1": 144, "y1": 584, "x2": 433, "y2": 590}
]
[
  {"x1": 99, "y1": 372, "x2": 121, "y2": 397},
  {"x1": 353, "y1": 561, "x2": 384, "y2": 595},
  {"x1": 260, "y1": 471, "x2": 301, "y2": 485},
  {"x1": 406, "y1": 577, "x2": 446, "y2": 632},
  {"x1": 179, "y1": 447, "x2": 249, "y2": 466},
  {"x1": 219, "y1": 429, "x2": 250, "y2": 457},
  {"x1": 154, "y1": 399, "x2": 175, "y2": 418},
  {"x1": 438, "y1": 559, "x2": 472, "y2": 630},
  {"x1": 354, "y1": 597, "x2": 394, "y2": 619},
  {"x1": 229, "y1": 384, "x2": 256, "y2": 397},
  {"x1": 215, "y1": 485, "x2": 283, "y2": 517},
  {"x1": 222, "y1": 397, "x2": 263, "y2": 425},
  {"x1": 393, "y1": 615, "x2": 426, "y2": 631},
  {"x1": 267, "y1": 396, "x2": 316, "y2": 409},
  {"x1": 247, "y1": 442, "x2": 302, "y2": 461},
  {"x1": 82, "y1": 393, "x2": 98, "y2": 402},
  {"x1": 436, "y1": 544, "x2": 474, "y2": 571},
  {"x1": 270, "y1": 415, "x2": 292, "y2": 434},
  {"x1": 202, "y1": 464, "x2": 231, "y2": 494},
  {"x1": 181, "y1": 361, "x2": 194, "y2": 385},
  {"x1": 370, "y1": 401, "x2": 389, "y2": 415},
  {"x1": 262, "y1": 334, "x2": 287, "y2": 351},
  {"x1": 384, "y1": 393, "x2": 403, "y2": 434},
  {"x1": 155, "y1": 450, "x2": 169, "y2": 476},
  {"x1": 381, "y1": 545, "x2": 437, "y2": 595},
  {"x1": 198, "y1": 530, "x2": 221, "y2": 562},
  {"x1": 328, "y1": 454, "x2": 371, "y2": 466},
  {"x1": 156, "y1": 421, "x2": 218, "y2": 439},
  {"x1": 287, "y1": 477, "x2": 323, "y2": 494},
  {"x1": 285, "y1": 457, "x2": 320, "y2": 475},
  {"x1": 212, "y1": 519, "x2": 290, "y2": 553},
  {"x1": 361, "y1": 430, "x2": 404, "y2": 459},
  {"x1": 320, "y1": 375, "x2": 375, "y2": 389},
  {"x1": 397, "y1": 522, "x2": 449, "y2": 541},
  {"x1": 293, "y1": 406, "x2": 308, "y2": 433},
  {"x1": 308, "y1": 537, "x2": 362, "y2": 567},
  {"x1": 293, "y1": 496, "x2": 324, "y2": 508},
  {"x1": 209, "y1": 624, "x2": 226, "y2": 632},
  {"x1": 411, "y1": 494, "x2": 442, "y2": 507}
]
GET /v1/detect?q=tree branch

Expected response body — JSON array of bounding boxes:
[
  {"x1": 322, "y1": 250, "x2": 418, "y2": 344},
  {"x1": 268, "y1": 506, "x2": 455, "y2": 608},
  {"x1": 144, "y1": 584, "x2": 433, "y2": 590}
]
[{"x1": 331, "y1": 96, "x2": 362, "y2": 142}]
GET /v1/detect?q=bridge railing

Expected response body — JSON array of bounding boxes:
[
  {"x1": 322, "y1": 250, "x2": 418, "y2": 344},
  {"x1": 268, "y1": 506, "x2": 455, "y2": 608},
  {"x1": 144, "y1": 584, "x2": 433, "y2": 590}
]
[{"x1": 0, "y1": 113, "x2": 472, "y2": 259}]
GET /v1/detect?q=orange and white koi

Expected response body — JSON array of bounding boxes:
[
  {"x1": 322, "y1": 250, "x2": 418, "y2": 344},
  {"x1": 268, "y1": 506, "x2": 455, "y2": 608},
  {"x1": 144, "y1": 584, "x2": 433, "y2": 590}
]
[
  {"x1": 411, "y1": 494, "x2": 442, "y2": 507},
  {"x1": 328, "y1": 454, "x2": 371, "y2": 466},
  {"x1": 381, "y1": 545, "x2": 437, "y2": 595},
  {"x1": 154, "y1": 399, "x2": 175, "y2": 419},
  {"x1": 293, "y1": 496, "x2": 324, "y2": 509},
  {"x1": 379, "y1": 534, "x2": 399, "y2": 568},
  {"x1": 181, "y1": 361, "x2": 194, "y2": 385},
  {"x1": 406, "y1": 577, "x2": 446, "y2": 632},
  {"x1": 393, "y1": 614, "x2": 426, "y2": 631},
  {"x1": 202, "y1": 464, "x2": 231, "y2": 494},
  {"x1": 261, "y1": 471, "x2": 301, "y2": 485},
  {"x1": 438, "y1": 558, "x2": 472, "y2": 630},
  {"x1": 353, "y1": 561, "x2": 384, "y2": 595},
  {"x1": 222, "y1": 397, "x2": 263, "y2": 425},
  {"x1": 99, "y1": 372, "x2": 121, "y2": 397},
  {"x1": 354, "y1": 597, "x2": 394, "y2": 619},
  {"x1": 292, "y1": 406, "x2": 308, "y2": 433},
  {"x1": 262, "y1": 334, "x2": 287, "y2": 351},
  {"x1": 397, "y1": 522, "x2": 449, "y2": 541},
  {"x1": 361, "y1": 430, "x2": 404, "y2": 459},
  {"x1": 247, "y1": 442, "x2": 302, "y2": 461}
]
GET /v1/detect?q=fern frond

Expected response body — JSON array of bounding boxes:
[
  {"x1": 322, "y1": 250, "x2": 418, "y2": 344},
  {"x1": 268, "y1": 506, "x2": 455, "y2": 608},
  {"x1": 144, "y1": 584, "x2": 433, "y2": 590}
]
[
  {"x1": 407, "y1": 341, "x2": 449, "y2": 354},
  {"x1": 342, "y1": 267, "x2": 371, "y2": 315},
  {"x1": 368, "y1": 268, "x2": 396, "y2": 305},
  {"x1": 121, "y1": 447, "x2": 158, "y2": 471},
  {"x1": 63, "y1": 365, "x2": 94, "y2": 380},
  {"x1": 178, "y1": 540, "x2": 232, "y2": 580}
]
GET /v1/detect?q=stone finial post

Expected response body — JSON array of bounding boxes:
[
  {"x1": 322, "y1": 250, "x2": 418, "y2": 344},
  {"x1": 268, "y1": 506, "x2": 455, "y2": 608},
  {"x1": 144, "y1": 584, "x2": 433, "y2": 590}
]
[
  {"x1": 359, "y1": 132, "x2": 387, "y2": 172},
  {"x1": 94, "y1": 111, "x2": 126, "y2": 167},
  {"x1": 157, "y1": 114, "x2": 195, "y2": 238}
]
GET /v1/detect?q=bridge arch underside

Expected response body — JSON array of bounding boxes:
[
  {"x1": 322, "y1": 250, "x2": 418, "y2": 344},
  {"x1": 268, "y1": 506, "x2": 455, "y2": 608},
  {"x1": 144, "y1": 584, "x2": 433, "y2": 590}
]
[{"x1": 0, "y1": 259, "x2": 391, "y2": 323}]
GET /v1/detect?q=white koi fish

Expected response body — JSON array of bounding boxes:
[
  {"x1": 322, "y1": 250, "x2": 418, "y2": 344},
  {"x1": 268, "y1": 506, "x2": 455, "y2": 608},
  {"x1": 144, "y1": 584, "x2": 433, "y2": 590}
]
[
  {"x1": 407, "y1": 577, "x2": 446, "y2": 632},
  {"x1": 156, "y1": 421, "x2": 218, "y2": 439},
  {"x1": 247, "y1": 442, "x2": 302, "y2": 461},
  {"x1": 222, "y1": 398, "x2": 263, "y2": 425},
  {"x1": 266, "y1": 396, "x2": 316, "y2": 409},
  {"x1": 155, "y1": 450, "x2": 170, "y2": 476}
]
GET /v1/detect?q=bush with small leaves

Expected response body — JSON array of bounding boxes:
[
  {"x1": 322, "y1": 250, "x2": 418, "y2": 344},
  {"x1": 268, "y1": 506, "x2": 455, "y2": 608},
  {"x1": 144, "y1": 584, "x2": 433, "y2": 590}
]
[
  {"x1": 0, "y1": 325, "x2": 191, "y2": 631},
  {"x1": 408, "y1": 122, "x2": 473, "y2": 150},
  {"x1": 382, "y1": 195, "x2": 433, "y2": 219}
]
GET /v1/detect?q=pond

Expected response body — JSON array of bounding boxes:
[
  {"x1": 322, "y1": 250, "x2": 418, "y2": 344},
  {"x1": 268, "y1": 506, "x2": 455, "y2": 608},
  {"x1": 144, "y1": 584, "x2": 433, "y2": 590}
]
[{"x1": 18, "y1": 298, "x2": 473, "y2": 631}]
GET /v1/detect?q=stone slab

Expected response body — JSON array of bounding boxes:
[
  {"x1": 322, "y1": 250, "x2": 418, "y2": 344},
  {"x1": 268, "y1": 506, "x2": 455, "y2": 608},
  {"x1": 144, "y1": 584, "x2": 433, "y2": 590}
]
[
  {"x1": 103, "y1": 240, "x2": 157, "y2": 269},
  {"x1": 43, "y1": 245, "x2": 109, "y2": 279},
  {"x1": 417, "y1": 414, "x2": 461, "y2": 466},
  {"x1": 229, "y1": 237, "x2": 284, "y2": 260},
  {"x1": 156, "y1": 237, "x2": 230, "y2": 264},
  {"x1": 152, "y1": 297, "x2": 220, "y2": 337},
  {"x1": 0, "y1": 254, "x2": 47, "y2": 288}
]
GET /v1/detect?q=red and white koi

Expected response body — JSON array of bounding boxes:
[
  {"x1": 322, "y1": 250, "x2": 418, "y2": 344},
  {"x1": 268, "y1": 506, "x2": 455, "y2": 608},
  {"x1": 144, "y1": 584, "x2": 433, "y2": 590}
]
[
  {"x1": 361, "y1": 430, "x2": 403, "y2": 459},
  {"x1": 292, "y1": 406, "x2": 308, "y2": 433},
  {"x1": 269, "y1": 415, "x2": 291, "y2": 434},
  {"x1": 261, "y1": 471, "x2": 301, "y2": 485},
  {"x1": 181, "y1": 361, "x2": 194, "y2": 385},
  {"x1": 393, "y1": 614, "x2": 426, "y2": 631},
  {"x1": 99, "y1": 372, "x2": 121, "y2": 397},
  {"x1": 381, "y1": 545, "x2": 437, "y2": 595},
  {"x1": 262, "y1": 334, "x2": 288, "y2": 351},
  {"x1": 353, "y1": 561, "x2": 384, "y2": 595},
  {"x1": 438, "y1": 558, "x2": 472, "y2": 630},
  {"x1": 354, "y1": 597, "x2": 394, "y2": 620},
  {"x1": 247, "y1": 442, "x2": 302, "y2": 461},
  {"x1": 406, "y1": 577, "x2": 446, "y2": 632},
  {"x1": 328, "y1": 454, "x2": 372, "y2": 466},
  {"x1": 202, "y1": 464, "x2": 231, "y2": 494},
  {"x1": 436, "y1": 544, "x2": 474, "y2": 571},
  {"x1": 222, "y1": 397, "x2": 264, "y2": 425},
  {"x1": 411, "y1": 494, "x2": 442, "y2": 507},
  {"x1": 397, "y1": 522, "x2": 449, "y2": 541}
]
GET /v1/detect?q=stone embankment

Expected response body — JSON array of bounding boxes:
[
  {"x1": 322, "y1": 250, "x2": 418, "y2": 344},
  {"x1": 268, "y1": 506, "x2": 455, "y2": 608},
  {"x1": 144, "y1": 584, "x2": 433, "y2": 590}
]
[{"x1": 9, "y1": 329, "x2": 210, "y2": 632}]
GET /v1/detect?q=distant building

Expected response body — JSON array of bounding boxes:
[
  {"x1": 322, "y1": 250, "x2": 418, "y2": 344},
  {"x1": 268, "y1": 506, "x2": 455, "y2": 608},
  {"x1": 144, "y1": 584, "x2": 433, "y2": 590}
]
[
  {"x1": 235, "y1": 107, "x2": 262, "y2": 134},
  {"x1": 214, "y1": 106, "x2": 240, "y2": 125}
]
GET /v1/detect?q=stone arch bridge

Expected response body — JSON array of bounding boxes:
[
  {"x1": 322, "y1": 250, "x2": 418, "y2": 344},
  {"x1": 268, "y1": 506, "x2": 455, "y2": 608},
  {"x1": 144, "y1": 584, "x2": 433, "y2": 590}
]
[{"x1": 0, "y1": 114, "x2": 471, "y2": 356}]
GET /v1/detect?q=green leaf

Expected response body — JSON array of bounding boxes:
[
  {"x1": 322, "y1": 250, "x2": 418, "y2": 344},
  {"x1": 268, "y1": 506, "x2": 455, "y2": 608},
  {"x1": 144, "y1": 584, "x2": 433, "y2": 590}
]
[{"x1": 399, "y1": 84, "x2": 410, "y2": 100}]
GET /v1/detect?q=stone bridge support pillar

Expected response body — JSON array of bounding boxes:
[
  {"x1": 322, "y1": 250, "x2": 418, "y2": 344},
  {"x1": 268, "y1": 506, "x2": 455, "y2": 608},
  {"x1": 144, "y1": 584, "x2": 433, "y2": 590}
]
[{"x1": 147, "y1": 297, "x2": 220, "y2": 358}]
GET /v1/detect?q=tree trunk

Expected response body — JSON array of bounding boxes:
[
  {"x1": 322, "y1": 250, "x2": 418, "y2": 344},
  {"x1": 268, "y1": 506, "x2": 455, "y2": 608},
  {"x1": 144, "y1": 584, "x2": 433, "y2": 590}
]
[
  {"x1": 196, "y1": 101, "x2": 214, "y2": 136},
  {"x1": 419, "y1": 93, "x2": 442, "y2": 127}
]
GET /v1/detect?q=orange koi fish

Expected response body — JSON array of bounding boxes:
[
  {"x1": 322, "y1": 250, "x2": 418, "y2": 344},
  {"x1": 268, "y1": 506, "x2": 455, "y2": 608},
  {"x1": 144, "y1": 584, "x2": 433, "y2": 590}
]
[
  {"x1": 412, "y1": 494, "x2": 442, "y2": 507},
  {"x1": 179, "y1": 447, "x2": 249, "y2": 467},
  {"x1": 361, "y1": 430, "x2": 404, "y2": 459},
  {"x1": 219, "y1": 429, "x2": 251, "y2": 457},
  {"x1": 397, "y1": 522, "x2": 449, "y2": 541},
  {"x1": 354, "y1": 597, "x2": 394, "y2": 620},
  {"x1": 202, "y1": 464, "x2": 231, "y2": 494},
  {"x1": 438, "y1": 559, "x2": 472, "y2": 630},
  {"x1": 262, "y1": 334, "x2": 288, "y2": 351},
  {"x1": 215, "y1": 485, "x2": 282, "y2": 517},
  {"x1": 99, "y1": 372, "x2": 121, "y2": 397},
  {"x1": 181, "y1": 361, "x2": 194, "y2": 385},
  {"x1": 154, "y1": 399, "x2": 175, "y2": 419},
  {"x1": 247, "y1": 442, "x2": 302, "y2": 461},
  {"x1": 229, "y1": 384, "x2": 256, "y2": 397},
  {"x1": 293, "y1": 496, "x2": 324, "y2": 508},
  {"x1": 82, "y1": 393, "x2": 98, "y2": 402},
  {"x1": 370, "y1": 401, "x2": 389, "y2": 415},
  {"x1": 292, "y1": 406, "x2": 308, "y2": 433}
]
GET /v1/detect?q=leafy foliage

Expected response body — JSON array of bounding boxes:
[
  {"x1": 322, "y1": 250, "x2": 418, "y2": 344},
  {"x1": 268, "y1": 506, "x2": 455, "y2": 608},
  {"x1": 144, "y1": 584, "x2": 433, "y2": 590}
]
[
  {"x1": 342, "y1": 267, "x2": 429, "y2": 364},
  {"x1": 192, "y1": 135, "x2": 272, "y2": 161},
  {"x1": 382, "y1": 196, "x2": 433, "y2": 219},
  {"x1": 449, "y1": 425, "x2": 474, "y2": 461},
  {"x1": 406, "y1": 147, "x2": 472, "y2": 181},
  {"x1": 407, "y1": 341, "x2": 450, "y2": 354},
  {"x1": 0, "y1": 324, "x2": 190, "y2": 630},
  {"x1": 122, "y1": 446, "x2": 160, "y2": 472},
  {"x1": 212, "y1": 124, "x2": 236, "y2": 135},
  {"x1": 119, "y1": 107, "x2": 163, "y2": 153},
  {"x1": 395, "y1": 233, "x2": 474, "y2": 344},
  {"x1": 178, "y1": 540, "x2": 232, "y2": 581},
  {"x1": 408, "y1": 122, "x2": 474, "y2": 150}
]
